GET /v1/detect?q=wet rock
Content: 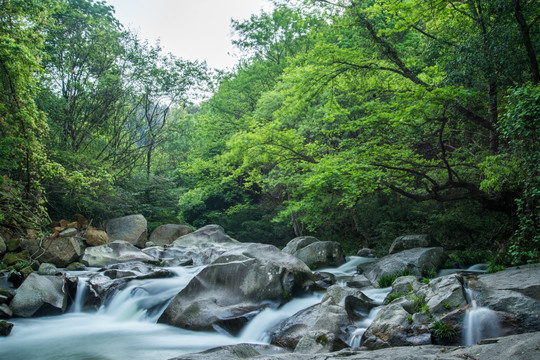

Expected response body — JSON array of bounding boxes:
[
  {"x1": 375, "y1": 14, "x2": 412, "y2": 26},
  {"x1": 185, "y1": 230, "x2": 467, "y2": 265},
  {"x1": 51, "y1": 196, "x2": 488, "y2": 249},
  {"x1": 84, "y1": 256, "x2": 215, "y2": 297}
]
[
  {"x1": 358, "y1": 247, "x2": 445, "y2": 287},
  {"x1": 173, "y1": 224, "x2": 240, "y2": 247},
  {"x1": 10, "y1": 273, "x2": 68, "y2": 317},
  {"x1": 149, "y1": 224, "x2": 193, "y2": 247},
  {"x1": 283, "y1": 236, "x2": 346, "y2": 269},
  {"x1": 469, "y1": 263, "x2": 540, "y2": 333},
  {"x1": 38, "y1": 263, "x2": 59, "y2": 276},
  {"x1": 159, "y1": 243, "x2": 314, "y2": 331},
  {"x1": 417, "y1": 274, "x2": 467, "y2": 316},
  {"x1": 388, "y1": 235, "x2": 436, "y2": 254},
  {"x1": 357, "y1": 248, "x2": 375, "y2": 258},
  {"x1": 361, "y1": 297, "x2": 432, "y2": 349},
  {"x1": 0, "y1": 320, "x2": 13, "y2": 336},
  {"x1": 105, "y1": 214, "x2": 147, "y2": 248},
  {"x1": 270, "y1": 285, "x2": 377, "y2": 351},
  {"x1": 81, "y1": 240, "x2": 158, "y2": 267}
]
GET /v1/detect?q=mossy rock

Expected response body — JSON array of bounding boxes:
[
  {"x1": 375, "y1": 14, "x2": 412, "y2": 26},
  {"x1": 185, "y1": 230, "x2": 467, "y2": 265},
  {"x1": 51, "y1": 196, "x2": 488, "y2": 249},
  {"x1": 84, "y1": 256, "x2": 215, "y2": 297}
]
[
  {"x1": 6, "y1": 238, "x2": 21, "y2": 252},
  {"x1": 0, "y1": 320, "x2": 13, "y2": 336},
  {"x1": 20, "y1": 266, "x2": 34, "y2": 278},
  {"x1": 2, "y1": 250, "x2": 30, "y2": 266}
]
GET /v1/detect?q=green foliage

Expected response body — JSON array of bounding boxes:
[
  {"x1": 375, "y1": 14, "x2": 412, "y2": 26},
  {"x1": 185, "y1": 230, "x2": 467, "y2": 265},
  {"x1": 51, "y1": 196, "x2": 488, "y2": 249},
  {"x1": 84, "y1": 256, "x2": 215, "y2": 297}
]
[
  {"x1": 430, "y1": 320, "x2": 457, "y2": 340},
  {"x1": 378, "y1": 268, "x2": 412, "y2": 288},
  {"x1": 448, "y1": 250, "x2": 493, "y2": 268},
  {"x1": 384, "y1": 292, "x2": 405, "y2": 305}
]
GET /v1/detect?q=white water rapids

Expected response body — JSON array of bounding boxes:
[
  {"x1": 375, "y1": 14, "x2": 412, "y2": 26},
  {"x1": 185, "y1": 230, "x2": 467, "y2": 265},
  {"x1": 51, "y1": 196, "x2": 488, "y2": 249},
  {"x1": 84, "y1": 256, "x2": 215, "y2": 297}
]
[{"x1": 0, "y1": 263, "x2": 324, "y2": 360}]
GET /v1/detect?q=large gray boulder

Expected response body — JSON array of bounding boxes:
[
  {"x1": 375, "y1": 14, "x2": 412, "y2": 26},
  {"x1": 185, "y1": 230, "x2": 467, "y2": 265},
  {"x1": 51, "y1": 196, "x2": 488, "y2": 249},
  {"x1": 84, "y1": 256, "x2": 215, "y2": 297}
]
[
  {"x1": 358, "y1": 247, "x2": 445, "y2": 287},
  {"x1": 21, "y1": 236, "x2": 86, "y2": 267},
  {"x1": 10, "y1": 273, "x2": 68, "y2": 317},
  {"x1": 149, "y1": 224, "x2": 193, "y2": 247},
  {"x1": 417, "y1": 274, "x2": 468, "y2": 316},
  {"x1": 388, "y1": 235, "x2": 436, "y2": 254},
  {"x1": 81, "y1": 240, "x2": 158, "y2": 267},
  {"x1": 361, "y1": 297, "x2": 432, "y2": 349},
  {"x1": 270, "y1": 285, "x2": 378, "y2": 351},
  {"x1": 283, "y1": 236, "x2": 346, "y2": 269},
  {"x1": 158, "y1": 243, "x2": 314, "y2": 331},
  {"x1": 470, "y1": 264, "x2": 540, "y2": 333},
  {"x1": 172, "y1": 224, "x2": 240, "y2": 247},
  {"x1": 105, "y1": 214, "x2": 147, "y2": 248}
]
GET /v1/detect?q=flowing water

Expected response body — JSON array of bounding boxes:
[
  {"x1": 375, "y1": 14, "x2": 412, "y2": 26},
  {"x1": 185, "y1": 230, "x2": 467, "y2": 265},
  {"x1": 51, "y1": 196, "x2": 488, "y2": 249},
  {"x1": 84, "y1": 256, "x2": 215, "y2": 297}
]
[
  {"x1": 462, "y1": 286, "x2": 501, "y2": 345},
  {"x1": 0, "y1": 259, "x2": 346, "y2": 360}
]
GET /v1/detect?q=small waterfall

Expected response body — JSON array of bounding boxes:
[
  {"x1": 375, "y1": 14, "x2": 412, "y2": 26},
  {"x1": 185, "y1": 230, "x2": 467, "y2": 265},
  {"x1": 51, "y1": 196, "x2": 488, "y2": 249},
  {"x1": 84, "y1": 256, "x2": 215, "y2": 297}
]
[
  {"x1": 347, "y1": 306, "x2": 382, "y2": 347},
  {"x1": 462, "y1": 286, "x2": 501, "y2": 345},
  {"x1": 346, "y1": 287, "x2": 391, "y2": 348},
  {"x1": 238, "y1": 293, "x2": 323, "y2": 343},
  {"x1": 70, "y1": 277, "x2": 88, "y2": 313}
]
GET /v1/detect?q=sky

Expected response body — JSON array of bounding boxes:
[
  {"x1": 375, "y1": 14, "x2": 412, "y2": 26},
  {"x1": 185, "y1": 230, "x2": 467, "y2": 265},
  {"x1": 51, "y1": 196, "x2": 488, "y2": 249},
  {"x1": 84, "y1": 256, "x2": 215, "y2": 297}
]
[{"x1": 105, "y1": 0, "x2": 274, "y2": 70}]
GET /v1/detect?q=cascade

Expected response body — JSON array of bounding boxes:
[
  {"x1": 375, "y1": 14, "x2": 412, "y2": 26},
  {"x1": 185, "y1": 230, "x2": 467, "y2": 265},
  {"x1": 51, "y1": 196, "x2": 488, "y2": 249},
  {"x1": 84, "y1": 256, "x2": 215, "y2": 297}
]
[
  {"x1": 462, "y1": 284, "x2": 502, "y2": 345},
  {"x1": 70, "y1": 277, "x2": 88, "y2": 313}
]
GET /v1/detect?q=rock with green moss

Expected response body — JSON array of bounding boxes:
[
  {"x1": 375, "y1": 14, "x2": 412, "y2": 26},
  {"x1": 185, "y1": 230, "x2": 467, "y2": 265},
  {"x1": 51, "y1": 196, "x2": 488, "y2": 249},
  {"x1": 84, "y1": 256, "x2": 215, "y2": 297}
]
[{"x1": 0, "y1": 320, "x2": 14, "y2": 336}]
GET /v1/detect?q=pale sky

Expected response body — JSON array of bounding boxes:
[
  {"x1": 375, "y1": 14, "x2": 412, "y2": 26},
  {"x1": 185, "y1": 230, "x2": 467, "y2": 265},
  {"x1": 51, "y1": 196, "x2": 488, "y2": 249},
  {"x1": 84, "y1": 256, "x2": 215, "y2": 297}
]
[{"x1": 105, "y1": 0, "x2": 274, "y2": 70}]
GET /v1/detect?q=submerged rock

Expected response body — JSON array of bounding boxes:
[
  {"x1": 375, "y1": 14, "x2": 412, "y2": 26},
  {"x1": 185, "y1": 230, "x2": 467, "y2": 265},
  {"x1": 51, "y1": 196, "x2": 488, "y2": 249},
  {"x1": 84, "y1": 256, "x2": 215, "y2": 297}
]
[{"x1": 0, "y1": 320, "x2": 13, "y2": 336}]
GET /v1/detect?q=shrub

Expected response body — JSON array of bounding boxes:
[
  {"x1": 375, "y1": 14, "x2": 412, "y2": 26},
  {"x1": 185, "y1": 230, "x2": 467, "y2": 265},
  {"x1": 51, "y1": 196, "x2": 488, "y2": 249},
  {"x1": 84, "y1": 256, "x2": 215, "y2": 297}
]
[{"x1": 430, "y1": 320, "x2": 457, "y2": 340}]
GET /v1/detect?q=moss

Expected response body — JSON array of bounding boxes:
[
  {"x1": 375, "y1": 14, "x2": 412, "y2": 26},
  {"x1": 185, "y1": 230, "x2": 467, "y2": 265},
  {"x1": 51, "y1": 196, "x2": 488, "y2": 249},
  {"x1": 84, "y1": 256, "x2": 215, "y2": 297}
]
[{"x1": 316, "y1": 333, "x2": 329, "y2": 346}]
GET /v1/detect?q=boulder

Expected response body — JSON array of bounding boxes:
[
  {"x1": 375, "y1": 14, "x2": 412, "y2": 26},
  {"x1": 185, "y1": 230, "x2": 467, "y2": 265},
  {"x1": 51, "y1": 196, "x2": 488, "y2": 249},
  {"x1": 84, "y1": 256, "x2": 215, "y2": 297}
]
[
  {"x1": 357, "y1": 248, "x2": 375, "y2": 258},
  {"x1": 21, "y1": 236, "x2": 86, "y2": 267},
  {"x1": 159, "y1": 243, "x2": 314, "y2": 331},
  {"x1": 388, "y1": 235, "x2": 435, "y2": 254},
  {"x1": 84, "y1": 228, "x2": 110, "y2": 246},
  {"x1": 361, "y1": 297, "x2": 432, "y2": 349},
  {"x1": 105, "y1": 214, "x2": 147, "y2": 248},
  {"x1": 0, "y1": 320, "x2": 13, "y2": 336},
  {"x1": 9, "y1": 273, "x2": 68, "y2": 317},
  {"x1": 37, "y1": 263, "x2": 59, "y2": 276},
  {"x1": 469, "y1": 264, "x2": 540, "y2": 333},
  {"x1": 270, "y1": 285, "x2": 378, "y2": 351},
  {"x1": 149, "y1": 224, "x2": 192, "y2": 247},
  {"x1": 81, "y1": 240, "x2": 158, "y2": 267},
  {"x1": 358, "y1": 247, "x2": 445, "y2": 287},
  {"x1": 416, "y1": 274, "x2": 468, "y2": 316},
  {"x1": 283, "y1": 236, "x2": 346, "y2": 269},
  {"x1": 172, "y1": 224, "x2": 240, "y2": 247}
]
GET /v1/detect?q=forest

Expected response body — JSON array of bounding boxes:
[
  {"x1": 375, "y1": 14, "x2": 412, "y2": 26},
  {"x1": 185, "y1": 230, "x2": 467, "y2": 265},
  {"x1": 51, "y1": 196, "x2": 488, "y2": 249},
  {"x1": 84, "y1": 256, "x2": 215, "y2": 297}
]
[{"x1": 0, "y1": 0, "x2": 538, "y2": 267}]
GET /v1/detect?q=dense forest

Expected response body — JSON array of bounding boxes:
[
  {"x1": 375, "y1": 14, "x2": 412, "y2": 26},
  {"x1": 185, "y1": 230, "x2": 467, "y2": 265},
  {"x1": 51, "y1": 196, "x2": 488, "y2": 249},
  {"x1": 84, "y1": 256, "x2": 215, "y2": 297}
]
[{"x1": 0, "y1": 0, "x2": 538, "y2": 267}]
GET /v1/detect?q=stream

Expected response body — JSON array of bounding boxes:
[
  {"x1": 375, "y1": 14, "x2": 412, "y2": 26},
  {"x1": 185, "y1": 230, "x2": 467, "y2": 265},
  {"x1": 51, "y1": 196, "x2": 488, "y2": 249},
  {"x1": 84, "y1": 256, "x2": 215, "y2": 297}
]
[{"x1": 0, "y1": 261, "x2": 338, "y2": 360}]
